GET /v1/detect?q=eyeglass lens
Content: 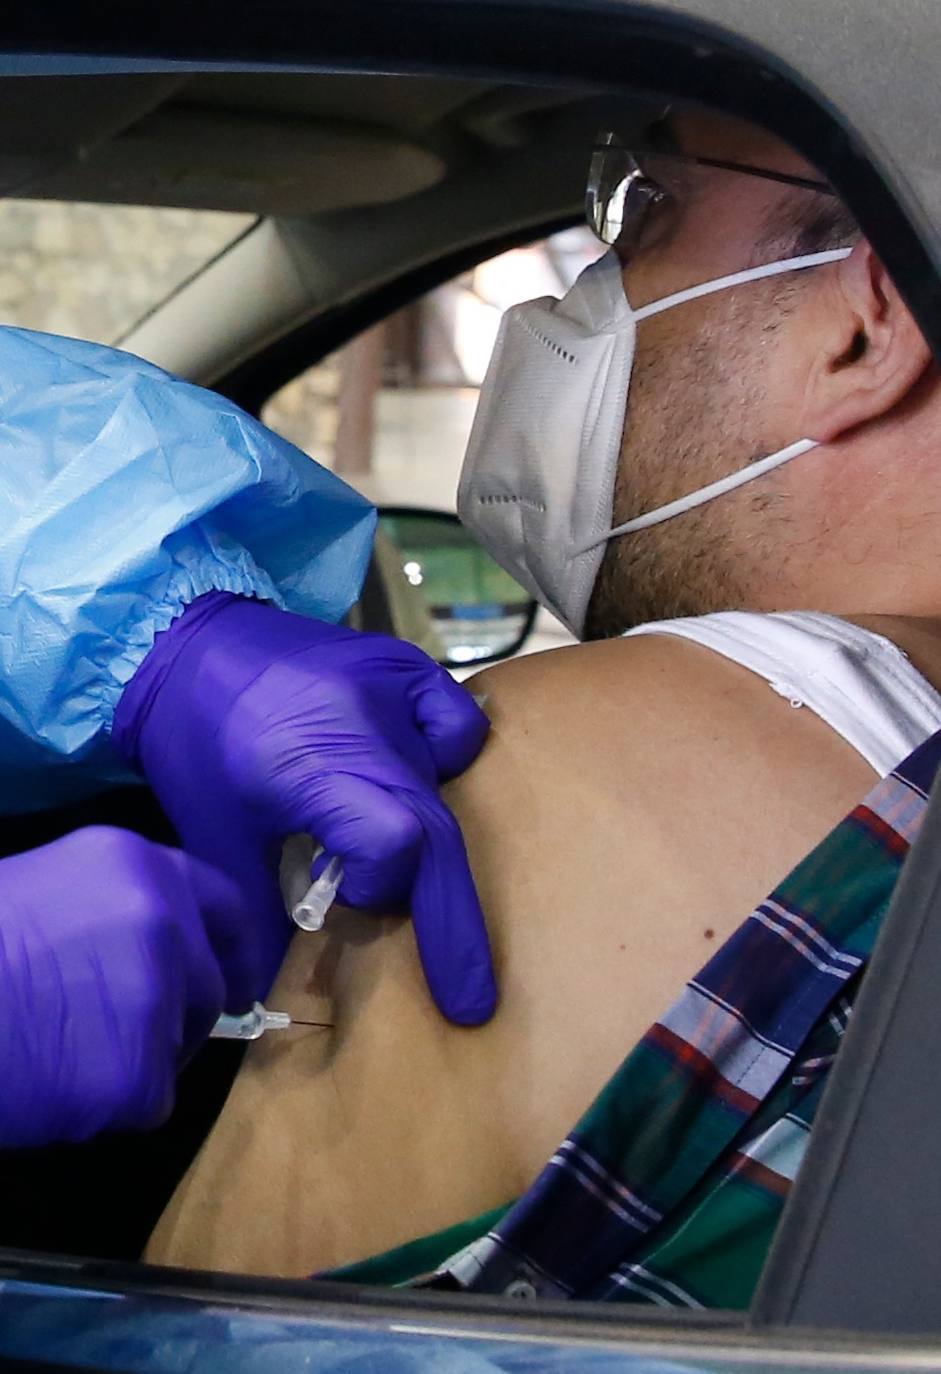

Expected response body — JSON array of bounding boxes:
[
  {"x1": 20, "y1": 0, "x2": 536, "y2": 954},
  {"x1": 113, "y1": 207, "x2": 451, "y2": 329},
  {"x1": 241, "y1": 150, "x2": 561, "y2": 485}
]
[{"x1": 586, "y1": 141, "x2": 664, "y2": 251}]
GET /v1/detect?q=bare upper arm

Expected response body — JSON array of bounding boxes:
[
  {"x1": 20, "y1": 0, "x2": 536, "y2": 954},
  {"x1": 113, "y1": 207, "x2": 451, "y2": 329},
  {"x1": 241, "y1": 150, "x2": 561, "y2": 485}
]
[{"x1": 436, "y1": 634, "x2": 876, "y2": 1170}]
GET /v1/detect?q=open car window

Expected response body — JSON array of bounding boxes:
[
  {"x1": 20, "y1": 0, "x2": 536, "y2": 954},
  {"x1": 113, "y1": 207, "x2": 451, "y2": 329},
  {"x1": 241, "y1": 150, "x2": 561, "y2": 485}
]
[{"x1": 261, "y1": 225, "x2": 600, "y2": 510}]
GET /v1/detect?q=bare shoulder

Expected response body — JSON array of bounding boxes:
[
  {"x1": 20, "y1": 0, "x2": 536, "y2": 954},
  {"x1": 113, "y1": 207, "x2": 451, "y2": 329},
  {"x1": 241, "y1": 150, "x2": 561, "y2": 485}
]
[
  {"x1": 465, "y1": 632, "x2": 873, "y2": 809},
  {"x1": 468, "y1": 631, "x2": 810, "y2": 751},
  {"x1": 455, "y1": 633, "x2": 877, "y2": 938}
]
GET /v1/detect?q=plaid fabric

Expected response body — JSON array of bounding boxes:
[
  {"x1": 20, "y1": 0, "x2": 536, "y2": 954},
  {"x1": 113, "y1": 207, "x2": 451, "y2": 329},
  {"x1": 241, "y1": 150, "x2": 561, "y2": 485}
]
[{"x1": 330, "y1": 727, "x2": 941, "y2": 1303}]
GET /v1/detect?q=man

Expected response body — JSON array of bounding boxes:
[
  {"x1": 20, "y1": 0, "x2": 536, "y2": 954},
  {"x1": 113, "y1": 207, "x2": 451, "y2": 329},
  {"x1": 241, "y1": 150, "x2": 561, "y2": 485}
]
[
  {"x1": 0, "y1": 328, "x2": 495, "y2": 1150},
  {"x1": 143, "y1": 109, "x2": 941, "y2": 1303}
]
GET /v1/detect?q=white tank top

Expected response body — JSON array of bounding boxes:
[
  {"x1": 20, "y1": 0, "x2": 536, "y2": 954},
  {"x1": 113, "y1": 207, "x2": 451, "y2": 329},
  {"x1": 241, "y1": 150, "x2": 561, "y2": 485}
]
[{"x1": 624, "y1": 610, "x2": 941, "y2": 777}]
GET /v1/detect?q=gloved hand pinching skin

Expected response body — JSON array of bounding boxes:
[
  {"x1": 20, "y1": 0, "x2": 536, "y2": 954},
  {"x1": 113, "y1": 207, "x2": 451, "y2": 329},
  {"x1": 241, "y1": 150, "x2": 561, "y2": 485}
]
[
  {"x1": 113, "y1": 593, "x2": 497, "y2": 1025},
  {"x1": 0, "y1": 827, "x2": 247, "y2": 1148}
]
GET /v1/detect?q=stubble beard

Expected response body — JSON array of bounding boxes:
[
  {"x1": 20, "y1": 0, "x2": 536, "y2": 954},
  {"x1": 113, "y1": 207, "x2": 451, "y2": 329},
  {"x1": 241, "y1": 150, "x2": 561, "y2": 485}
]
[{"x1": 583, "y1": 307, "x2": 787, "y2": 640}]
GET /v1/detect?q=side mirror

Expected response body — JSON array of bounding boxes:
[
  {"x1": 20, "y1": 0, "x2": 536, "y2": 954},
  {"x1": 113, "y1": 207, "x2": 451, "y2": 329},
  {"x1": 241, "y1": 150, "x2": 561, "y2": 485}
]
[{"x1": 351, "y1": 507, "x2": 538, "y2": 668}]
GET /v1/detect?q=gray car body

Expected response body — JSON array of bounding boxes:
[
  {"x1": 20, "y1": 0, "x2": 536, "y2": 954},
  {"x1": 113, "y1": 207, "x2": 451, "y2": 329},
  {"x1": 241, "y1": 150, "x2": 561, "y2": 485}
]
[{"x1": 0, "y1": 1, "x2": 938, "y2": 1366}]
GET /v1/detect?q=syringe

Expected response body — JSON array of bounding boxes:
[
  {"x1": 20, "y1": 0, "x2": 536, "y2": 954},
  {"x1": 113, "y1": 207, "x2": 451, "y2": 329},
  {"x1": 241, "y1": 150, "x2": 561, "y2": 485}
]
[
  {"x1": 210, "y1": 1001, "x2": 332, "y2": 1041},
  {"x1": 291, "y1": 851, "x2": 344, "y2": 932}
]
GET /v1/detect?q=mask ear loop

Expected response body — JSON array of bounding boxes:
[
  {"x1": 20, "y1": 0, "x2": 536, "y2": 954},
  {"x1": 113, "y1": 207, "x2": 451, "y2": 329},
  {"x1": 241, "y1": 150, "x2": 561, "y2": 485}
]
[
  {"x1": 594, "y1": 438, "x2": 819, "y2": 542},
  {"x1": 631, "y1": 248, "x2": 852, "y2": 324},
  {"x1": 574, "y1": 248, "x2": 853, "y2": 554}
]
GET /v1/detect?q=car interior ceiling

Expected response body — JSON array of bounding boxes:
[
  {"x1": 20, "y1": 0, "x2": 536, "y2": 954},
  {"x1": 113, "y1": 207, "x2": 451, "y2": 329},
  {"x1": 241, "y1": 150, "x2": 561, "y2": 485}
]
[
  {"x1": 0, "y1": 72, "x2": 653, "y2": 388},
  {"x1": 0, "y1": 72, "x2": 637, "y2": 216}
]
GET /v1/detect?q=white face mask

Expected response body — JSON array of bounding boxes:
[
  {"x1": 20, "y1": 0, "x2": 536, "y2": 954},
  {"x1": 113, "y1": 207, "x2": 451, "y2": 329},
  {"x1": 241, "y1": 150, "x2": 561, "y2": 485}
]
[{"x1": 458, "y1": 246, "x2": 851, "y2": 637}]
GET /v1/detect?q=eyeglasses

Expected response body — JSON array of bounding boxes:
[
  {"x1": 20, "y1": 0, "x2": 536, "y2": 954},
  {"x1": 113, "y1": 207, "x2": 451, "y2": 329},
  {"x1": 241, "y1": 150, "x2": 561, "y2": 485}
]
[{"x1": 585, "y1": 130, "x2": 838, "y2": 254}]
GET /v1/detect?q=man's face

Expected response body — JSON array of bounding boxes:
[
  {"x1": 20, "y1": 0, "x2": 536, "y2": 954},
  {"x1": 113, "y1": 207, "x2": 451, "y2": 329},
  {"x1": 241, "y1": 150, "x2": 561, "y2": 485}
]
[{"x1": 584, "y1": 114, "x2": 835, "y2": 638}]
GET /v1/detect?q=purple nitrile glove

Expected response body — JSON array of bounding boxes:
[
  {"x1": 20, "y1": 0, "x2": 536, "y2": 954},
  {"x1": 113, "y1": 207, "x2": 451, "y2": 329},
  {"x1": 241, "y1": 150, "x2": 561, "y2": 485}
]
[
  {"x1": 112, "y1": 593, "x2": 497, "y2": 1025},
  {"x1": 0, "y1": 826, "x2": 249, "y2": 1148}
]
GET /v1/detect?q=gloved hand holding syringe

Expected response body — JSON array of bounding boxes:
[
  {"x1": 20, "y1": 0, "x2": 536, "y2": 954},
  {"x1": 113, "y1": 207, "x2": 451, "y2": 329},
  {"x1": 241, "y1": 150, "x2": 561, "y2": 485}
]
[
  {"x1": 210, "y1": 836, "x2": 343, "y2": 1041},
  {"x1": 208, "y1": 687, "x2": 489, "y2": 1041}
]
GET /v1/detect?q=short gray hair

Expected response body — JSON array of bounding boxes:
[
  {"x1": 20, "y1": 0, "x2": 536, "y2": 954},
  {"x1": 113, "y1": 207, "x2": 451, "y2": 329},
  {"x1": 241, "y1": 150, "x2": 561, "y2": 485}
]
[{"x1": 756, "y1": 189, "x2": 860, "y2": 264}]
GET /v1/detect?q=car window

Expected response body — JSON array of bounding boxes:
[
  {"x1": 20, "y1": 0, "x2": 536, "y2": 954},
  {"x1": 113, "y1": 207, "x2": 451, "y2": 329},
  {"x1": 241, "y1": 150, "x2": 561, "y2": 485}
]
[
  {"x1": 0, "y1": 199, "x2": 255, "y2": 345},
  {"x1": 262, "y1": 226, "x2": 602, "y2": 658},
  {"x1": 262, "y1": 225, "x2": 600, "y2": 507}
]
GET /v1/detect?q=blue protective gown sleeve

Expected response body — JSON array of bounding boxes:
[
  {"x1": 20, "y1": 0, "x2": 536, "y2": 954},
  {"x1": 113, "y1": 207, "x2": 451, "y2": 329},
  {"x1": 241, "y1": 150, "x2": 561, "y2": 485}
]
[{"x1": 0, "y1": 326, "x2": 377, "y2": 813}]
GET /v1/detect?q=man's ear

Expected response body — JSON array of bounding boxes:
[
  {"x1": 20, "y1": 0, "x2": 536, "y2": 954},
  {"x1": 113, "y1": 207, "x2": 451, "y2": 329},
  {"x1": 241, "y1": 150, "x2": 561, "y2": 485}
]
[{"x1": 800, "y1": 241, "x2": 932, "y2": 443}]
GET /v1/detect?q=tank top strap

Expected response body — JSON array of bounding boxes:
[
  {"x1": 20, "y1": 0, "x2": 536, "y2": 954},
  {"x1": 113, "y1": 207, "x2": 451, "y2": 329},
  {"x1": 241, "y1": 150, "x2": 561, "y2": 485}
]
[{"x1": 624, "y1": 610, "x2": 941, "y2": 777}]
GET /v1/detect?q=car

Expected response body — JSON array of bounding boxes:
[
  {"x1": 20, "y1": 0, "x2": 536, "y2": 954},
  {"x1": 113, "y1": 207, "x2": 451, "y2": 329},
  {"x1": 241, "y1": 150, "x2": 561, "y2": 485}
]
[{"x1": 0, "y1": 2, "x2": 940, "y2": 1370}]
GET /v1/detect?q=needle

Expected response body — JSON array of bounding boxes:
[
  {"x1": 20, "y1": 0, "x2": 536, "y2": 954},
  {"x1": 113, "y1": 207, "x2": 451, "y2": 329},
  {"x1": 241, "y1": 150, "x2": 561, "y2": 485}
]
[{"x1": 209, "y1": 1003, "x2": 334, "y2": 1039}]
